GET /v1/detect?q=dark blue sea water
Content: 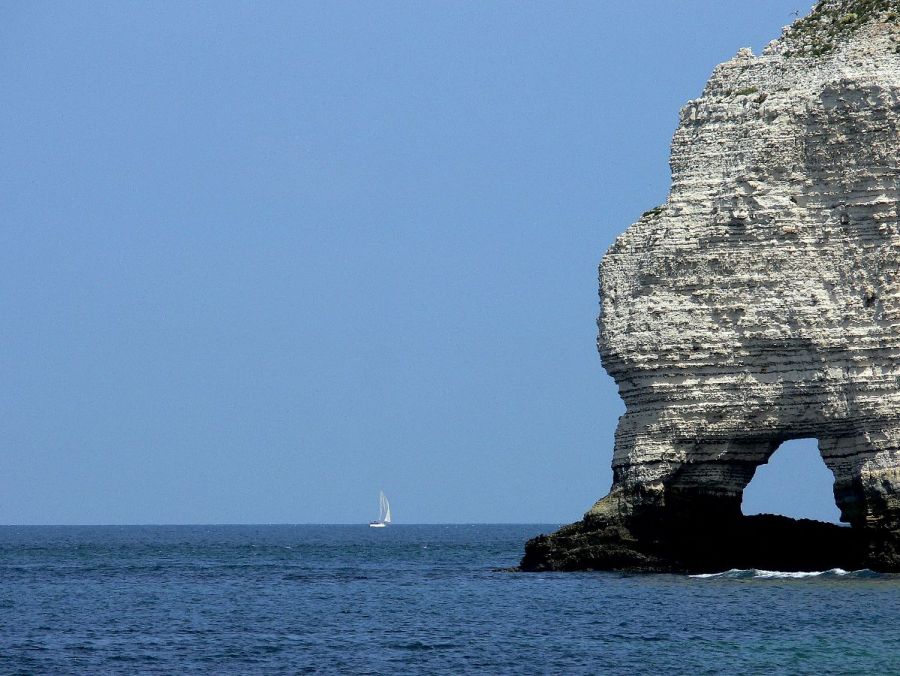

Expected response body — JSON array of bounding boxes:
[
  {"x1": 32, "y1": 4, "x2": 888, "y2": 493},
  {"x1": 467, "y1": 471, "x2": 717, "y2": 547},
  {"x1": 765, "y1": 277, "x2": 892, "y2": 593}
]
[{"x1": 1, "y1": 525, "x2": 899, "y2": 674}]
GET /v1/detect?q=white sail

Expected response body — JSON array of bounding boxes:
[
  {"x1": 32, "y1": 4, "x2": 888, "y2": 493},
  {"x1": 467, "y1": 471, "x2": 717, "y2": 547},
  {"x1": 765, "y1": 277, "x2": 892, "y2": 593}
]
[{"x1": 370, "y1": 490, "x2": 391, "y2": 527}]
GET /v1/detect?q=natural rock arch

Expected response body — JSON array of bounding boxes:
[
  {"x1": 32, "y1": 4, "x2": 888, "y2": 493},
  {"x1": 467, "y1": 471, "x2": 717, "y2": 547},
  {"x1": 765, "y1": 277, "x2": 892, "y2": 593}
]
[
  {"x1": 522, "y1": 1, "x2": 900, "y2": 573},
  {"x1": 740, "y1": 438, "x2": 842, "y2": 522}
]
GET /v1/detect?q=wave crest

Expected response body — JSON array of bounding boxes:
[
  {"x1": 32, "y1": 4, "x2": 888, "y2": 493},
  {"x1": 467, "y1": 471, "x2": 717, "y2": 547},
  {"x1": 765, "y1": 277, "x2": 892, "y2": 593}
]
[{"x1": 689, "y1": 568, "x2": 881, "y2": 580}]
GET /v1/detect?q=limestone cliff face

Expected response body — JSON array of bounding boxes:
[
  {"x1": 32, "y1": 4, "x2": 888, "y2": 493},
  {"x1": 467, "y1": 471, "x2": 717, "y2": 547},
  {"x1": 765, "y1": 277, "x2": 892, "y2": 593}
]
[{"x1": 523, "y1": 1, "x2": 900, "y2": 572}]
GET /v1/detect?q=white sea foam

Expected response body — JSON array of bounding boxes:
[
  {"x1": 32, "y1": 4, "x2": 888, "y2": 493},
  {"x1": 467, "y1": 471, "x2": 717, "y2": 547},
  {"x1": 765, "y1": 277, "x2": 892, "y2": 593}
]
[
  {"x1": 690, "y1": 568, "x2": 870, "y2": 580},
  {"x1": 752, "y1": 568, "x2": 846, "y2": 579}
]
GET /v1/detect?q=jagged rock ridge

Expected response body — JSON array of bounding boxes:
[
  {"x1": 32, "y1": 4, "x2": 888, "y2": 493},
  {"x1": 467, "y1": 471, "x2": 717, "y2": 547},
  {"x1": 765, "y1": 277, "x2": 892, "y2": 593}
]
[{"x1": 522, "y1": 1, "x2": 900, "y2": 573}]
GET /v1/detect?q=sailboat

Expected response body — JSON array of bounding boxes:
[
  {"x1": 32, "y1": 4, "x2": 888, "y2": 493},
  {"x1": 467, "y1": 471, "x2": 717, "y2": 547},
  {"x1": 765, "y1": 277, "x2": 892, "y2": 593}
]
[{"x1": 369, "y1": 490, "x2": 391, "y2": 528}]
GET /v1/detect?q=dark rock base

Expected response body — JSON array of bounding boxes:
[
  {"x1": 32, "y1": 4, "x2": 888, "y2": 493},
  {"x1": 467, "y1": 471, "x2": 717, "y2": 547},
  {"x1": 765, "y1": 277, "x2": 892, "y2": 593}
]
[{"x1": 519, "y1": 513, "x2": 897, "y2": 573}]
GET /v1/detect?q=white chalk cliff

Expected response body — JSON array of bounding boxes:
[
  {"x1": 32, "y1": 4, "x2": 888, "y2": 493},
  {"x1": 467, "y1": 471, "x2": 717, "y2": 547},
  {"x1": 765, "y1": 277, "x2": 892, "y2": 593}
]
[{"x1": 524, "y1": 0, "x2": 900, "y2": 572}]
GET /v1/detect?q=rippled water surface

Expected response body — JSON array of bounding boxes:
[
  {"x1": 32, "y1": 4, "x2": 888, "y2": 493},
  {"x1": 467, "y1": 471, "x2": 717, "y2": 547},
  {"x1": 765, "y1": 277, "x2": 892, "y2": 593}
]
[{"x1": 2, "y1": 525, "x2": 899, "y2": 674}]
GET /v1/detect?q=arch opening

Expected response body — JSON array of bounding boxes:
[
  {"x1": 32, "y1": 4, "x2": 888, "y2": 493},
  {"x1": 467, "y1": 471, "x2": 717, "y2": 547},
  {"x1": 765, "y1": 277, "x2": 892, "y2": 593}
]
[{"x1": 740, "y1": 438, "x2": 842, "y2": 524}]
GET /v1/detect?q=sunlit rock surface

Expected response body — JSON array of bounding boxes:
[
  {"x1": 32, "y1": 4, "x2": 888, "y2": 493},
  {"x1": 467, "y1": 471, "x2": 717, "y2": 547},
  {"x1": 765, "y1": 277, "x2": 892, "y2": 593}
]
[{"x1": 523, "y1": 0, "x2": 900, "y2": 573}]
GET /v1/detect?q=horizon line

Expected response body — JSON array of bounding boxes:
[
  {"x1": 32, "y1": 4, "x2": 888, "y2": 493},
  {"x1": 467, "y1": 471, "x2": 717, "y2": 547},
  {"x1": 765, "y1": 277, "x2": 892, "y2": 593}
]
[{"x1": 0, "y1": 522, "x2": 564, "y2": 527}]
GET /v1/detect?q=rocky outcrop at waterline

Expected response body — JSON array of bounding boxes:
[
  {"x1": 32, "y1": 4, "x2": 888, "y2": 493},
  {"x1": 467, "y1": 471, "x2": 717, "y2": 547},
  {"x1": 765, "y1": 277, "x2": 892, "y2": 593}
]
[{"x1": 522, "y1": 0, "x2": 900, "y2": 573}]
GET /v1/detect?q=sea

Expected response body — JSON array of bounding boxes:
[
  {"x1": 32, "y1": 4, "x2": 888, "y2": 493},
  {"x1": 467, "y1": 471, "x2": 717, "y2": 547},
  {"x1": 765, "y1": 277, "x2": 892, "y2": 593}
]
[{"x1": 1, "y1": 524, "x2": 899, "y2": 674}]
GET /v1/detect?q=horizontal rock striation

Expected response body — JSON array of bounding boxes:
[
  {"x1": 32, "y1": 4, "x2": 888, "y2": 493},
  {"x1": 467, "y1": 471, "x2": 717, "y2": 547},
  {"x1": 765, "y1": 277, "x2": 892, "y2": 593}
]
[{"x1": 523, "y1": 1, "x2": 900, "y2": 573}]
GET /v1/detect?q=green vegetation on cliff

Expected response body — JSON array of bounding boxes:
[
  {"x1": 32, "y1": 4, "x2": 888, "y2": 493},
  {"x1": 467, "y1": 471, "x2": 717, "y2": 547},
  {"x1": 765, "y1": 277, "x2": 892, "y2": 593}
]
[{"x1": 782, "y1": 0, "x2": 900, "y2": 56}]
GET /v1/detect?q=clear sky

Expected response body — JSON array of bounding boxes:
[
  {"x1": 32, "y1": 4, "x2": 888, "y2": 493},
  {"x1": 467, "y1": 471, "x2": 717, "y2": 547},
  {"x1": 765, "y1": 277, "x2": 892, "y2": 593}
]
[{"x1": 2, "y1": 1, "x2": 838, "y2": 525}]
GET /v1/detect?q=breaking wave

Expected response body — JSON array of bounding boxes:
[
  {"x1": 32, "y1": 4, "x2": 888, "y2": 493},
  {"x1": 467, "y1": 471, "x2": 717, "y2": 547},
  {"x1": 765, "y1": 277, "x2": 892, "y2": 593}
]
[{"x1": 690, "y1": 568, "x2": 883, "y2": 580}]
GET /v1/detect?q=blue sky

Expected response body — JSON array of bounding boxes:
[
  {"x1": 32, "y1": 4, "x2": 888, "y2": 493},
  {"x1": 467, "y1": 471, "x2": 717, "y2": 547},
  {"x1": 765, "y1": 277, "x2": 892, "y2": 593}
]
[{"x1": 1, "y1": 1, "x2": 837, "y2": 524}]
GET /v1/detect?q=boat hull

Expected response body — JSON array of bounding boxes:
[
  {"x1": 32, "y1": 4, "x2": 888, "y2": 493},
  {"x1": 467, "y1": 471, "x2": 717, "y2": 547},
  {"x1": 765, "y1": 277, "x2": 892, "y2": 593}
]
[{"x1": 369, "y1": 522, "x2": 386, "y2": 528}]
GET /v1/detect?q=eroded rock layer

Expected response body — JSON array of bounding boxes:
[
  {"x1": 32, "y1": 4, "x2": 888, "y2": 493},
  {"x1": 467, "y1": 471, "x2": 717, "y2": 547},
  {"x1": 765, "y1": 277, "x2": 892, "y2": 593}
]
[{"x1": 523, "y1": 0, "x2": 900, "y2": 573}]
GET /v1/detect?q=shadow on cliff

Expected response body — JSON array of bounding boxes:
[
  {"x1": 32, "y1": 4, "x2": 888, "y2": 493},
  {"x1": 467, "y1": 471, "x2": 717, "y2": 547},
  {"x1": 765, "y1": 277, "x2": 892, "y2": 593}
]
[{"x1": 520, "y1": 513, "x2": 868, "y2": 574}]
